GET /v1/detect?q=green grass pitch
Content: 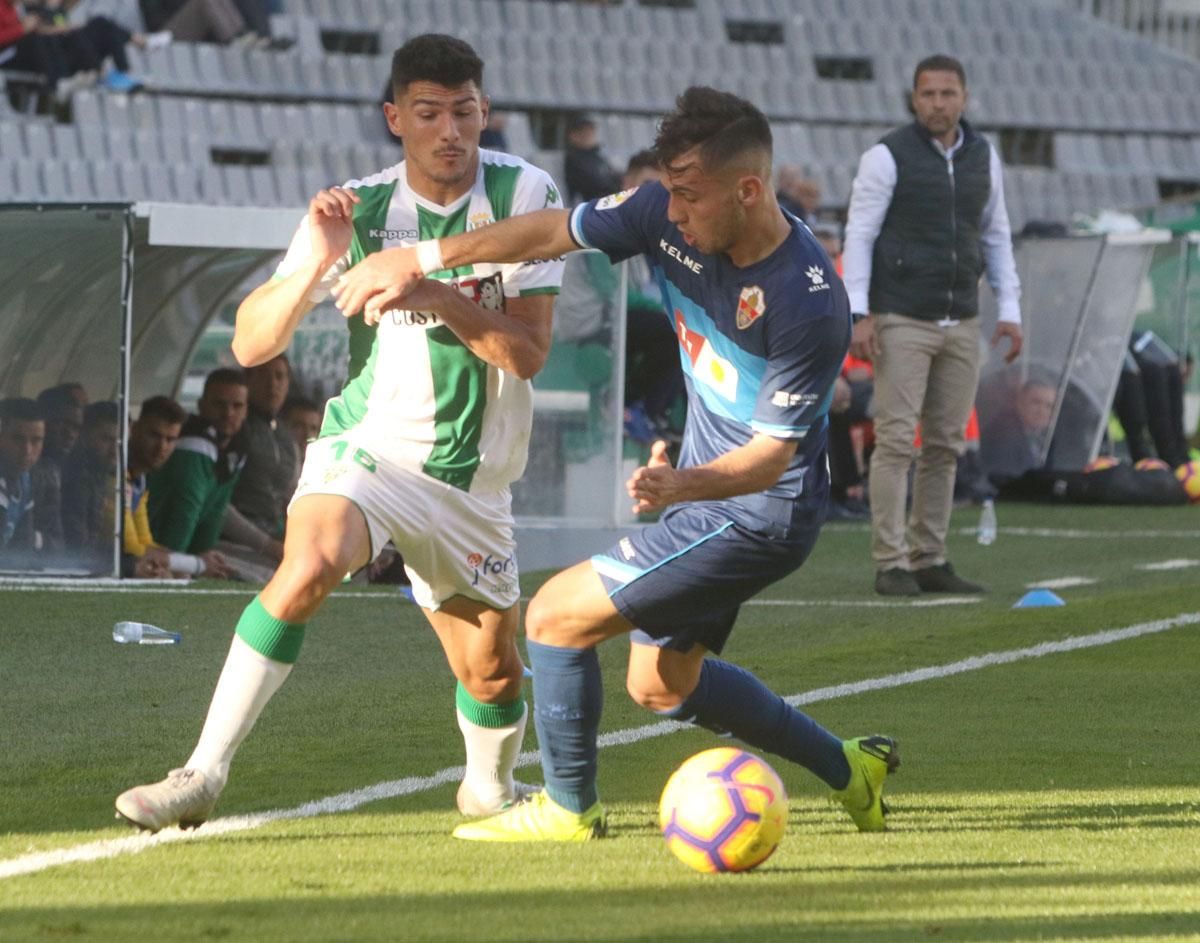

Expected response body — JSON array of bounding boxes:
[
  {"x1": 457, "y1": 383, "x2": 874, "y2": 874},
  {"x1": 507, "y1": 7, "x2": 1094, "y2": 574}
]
[{"x1": 2, "y1": 503, "x2": 1199, "y2": 942}]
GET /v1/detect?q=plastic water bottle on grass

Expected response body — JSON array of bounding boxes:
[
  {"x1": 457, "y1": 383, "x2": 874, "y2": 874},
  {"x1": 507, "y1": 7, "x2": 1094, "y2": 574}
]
[
  {"x1": 113, "y1": 621, "x2": 181, "y2": 645},
  {"x1": 976, "y1": 499, "x2": 997, "y2": 546}
]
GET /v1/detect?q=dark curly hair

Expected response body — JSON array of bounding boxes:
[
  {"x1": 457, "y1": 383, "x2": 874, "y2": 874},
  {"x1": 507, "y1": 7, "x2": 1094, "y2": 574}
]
[
  {"x1": 653, "y1": 86, "x2": 772, "y2": 173},
  {"x1": 391, "y1": 34, "x2": 484, "y2": 97}
]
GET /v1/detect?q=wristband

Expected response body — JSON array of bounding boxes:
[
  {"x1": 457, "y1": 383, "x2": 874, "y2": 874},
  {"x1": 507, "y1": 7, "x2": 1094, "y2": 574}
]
[{"x1": 416, "y1": 239, "x2": 444, "y2": 275}]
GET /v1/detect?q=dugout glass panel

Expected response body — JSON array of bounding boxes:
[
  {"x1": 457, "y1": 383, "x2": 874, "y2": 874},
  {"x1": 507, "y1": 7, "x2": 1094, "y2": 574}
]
[{"x1": 0, "y1": 206, "x2": 128, "y2": 577}]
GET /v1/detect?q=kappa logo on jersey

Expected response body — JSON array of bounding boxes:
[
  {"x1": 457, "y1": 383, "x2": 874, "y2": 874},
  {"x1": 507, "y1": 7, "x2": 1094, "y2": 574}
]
[
  {"x1": 596, "y1": 187, "x2": 638, "y2": 210},
  {"x1": 806, "y1": 265, "x2": 830, "y2": 293},
  {"x1": 544, "y1": 183, "x2": 560, "y2": 207},
  {"x1": 736, "y1": 286, "x2": 766, "y2": 330},
  {"x1": 675, "y1": 311, "x2": 739, "y2": 402},
  {"x1": 368, "y1": 227, "x2": 418, "y2": 241}
]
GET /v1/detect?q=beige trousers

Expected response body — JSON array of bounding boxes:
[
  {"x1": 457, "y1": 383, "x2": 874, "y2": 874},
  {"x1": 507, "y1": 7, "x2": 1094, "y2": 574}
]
[{"x1": 868, "y1": 313, "x2": 981, "y2": 571}]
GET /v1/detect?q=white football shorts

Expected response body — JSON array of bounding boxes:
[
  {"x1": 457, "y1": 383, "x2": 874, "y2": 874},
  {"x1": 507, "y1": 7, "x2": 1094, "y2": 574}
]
[{"x1": 290, "y1": 434, "x2": 519, "y2": 611}]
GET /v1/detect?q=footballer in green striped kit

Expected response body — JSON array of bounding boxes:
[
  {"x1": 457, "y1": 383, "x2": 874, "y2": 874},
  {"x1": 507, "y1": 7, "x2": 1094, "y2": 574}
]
[{"x1": 115, "y1": 34, "x2": 565, "y2": 833}]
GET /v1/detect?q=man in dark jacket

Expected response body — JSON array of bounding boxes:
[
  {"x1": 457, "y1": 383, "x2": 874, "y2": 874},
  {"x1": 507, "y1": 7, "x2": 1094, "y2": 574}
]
[
  {"x1": 0, "y1": 397, "x2": 62, "y2": 568},
  {"x1": 844, "y1": 54, "x2": 1023, "y2": 596},
  {"x1": 563, "y1": 114, "x2": 621, "y2": 204}
]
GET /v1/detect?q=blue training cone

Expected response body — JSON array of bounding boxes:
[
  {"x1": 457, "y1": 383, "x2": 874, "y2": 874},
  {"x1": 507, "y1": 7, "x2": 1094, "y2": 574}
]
[{"x1": 1013, "y1": 588, "x2": 1066, "y2": 609}]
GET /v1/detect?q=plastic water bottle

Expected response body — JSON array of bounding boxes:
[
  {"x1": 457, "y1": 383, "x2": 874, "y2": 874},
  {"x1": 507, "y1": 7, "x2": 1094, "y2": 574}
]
[
  {"x1": 113, "y1": 621, "x2": 181, "y2": 645},
  {"x1": 976, "y1": 499, "x2": 997, "y2": 546}
]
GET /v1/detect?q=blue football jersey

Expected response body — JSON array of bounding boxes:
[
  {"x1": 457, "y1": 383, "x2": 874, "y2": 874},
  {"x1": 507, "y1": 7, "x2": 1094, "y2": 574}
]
[{"x1": 569, "y1": 182, "x2": 851, "y2": 528}]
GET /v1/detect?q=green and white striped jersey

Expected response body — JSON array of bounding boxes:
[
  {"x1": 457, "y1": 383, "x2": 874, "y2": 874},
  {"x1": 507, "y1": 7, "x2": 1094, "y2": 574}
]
[{"x1": 275, "y1": 150, "x2": 565, "y2": 494}]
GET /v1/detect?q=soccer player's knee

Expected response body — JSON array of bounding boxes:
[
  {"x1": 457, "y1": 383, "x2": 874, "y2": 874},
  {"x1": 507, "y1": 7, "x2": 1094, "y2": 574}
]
[
  {"x1": 524, "y1": 592, "x2": 564, "y2": 643},
  {"x1": 625, "y1": 672, "x2": 685, "y2": 713},
  {"x1": 275, "y1": 551, "x2": 343, "y2": 607}
]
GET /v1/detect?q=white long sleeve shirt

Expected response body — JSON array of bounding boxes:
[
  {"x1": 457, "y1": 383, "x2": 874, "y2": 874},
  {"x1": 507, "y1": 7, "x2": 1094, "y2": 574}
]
[{"x1": 842, "y1": 127, "x2": 1022, "y2": 325}]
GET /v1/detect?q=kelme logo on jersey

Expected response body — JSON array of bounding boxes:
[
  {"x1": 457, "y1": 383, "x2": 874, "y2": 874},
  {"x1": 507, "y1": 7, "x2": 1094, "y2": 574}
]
[
  {"x1": 467, "y1": 551, "x2": 516, "y2": 590},
  {"x1": 596, "y1": 187, "x2": 637, "y2": 210},
  {"x1": 806, "y1": 265, "x2": 830, "y2": 293},
  {"x1": 736, "y1": 286, "x2": 766, "y2": 330}
]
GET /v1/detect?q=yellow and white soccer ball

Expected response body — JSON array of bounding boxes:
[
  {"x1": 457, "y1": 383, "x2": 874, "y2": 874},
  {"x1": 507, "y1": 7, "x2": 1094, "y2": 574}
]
[
  {"x1": 658, "y1": 747, "x2": 788, "y2": 874},
  {"x1": 1175, "y1": 459, "x2": 1200, "y2": 503}
]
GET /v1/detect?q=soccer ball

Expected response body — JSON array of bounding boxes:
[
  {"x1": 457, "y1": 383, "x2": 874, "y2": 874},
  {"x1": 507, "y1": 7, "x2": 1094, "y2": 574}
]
[
  {"x1": 1084, "y1": 456, "x2": 1119, "y2": 473},
  {"x1": 1176, "y1": 460, "x2": 1200, "y2": 503},
  {"x1": 1134, "y1": 458, "x2": 1171, "y2": 472},
  {"x1": 658, "y1": 747, "x2": 788, "y2": 874}
]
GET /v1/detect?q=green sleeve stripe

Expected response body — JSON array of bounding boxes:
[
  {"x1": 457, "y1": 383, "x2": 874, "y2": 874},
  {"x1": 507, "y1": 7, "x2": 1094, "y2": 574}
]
[{"x1": 518, "y1": 286, "x2": 561, "y2": 296}]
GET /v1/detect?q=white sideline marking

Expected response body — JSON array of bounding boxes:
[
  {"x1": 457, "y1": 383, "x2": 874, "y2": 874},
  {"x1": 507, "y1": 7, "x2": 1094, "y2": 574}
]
[
  {"x1": 0, "y1": 582, "x2": 980, "y2": 608},
  {"x1": 1024, "y1": 577, "x2": 1097, "y2": 590},
  {"x1": 958, "y1": 526, "x2": 1200, "y2": 540},
  {"x1": 3, "y1": 609, "x2": 1198, "y2": 881},
  {"x1": 1136, "y1": 559, "x2": 1200, "y2": 571}
]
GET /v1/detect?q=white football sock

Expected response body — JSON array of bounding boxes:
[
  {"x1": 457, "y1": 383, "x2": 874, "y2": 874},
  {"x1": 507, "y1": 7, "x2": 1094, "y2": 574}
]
[
  {"x1": 456, "y1": 703, "x2": 527, "y2": 805},
  {"x1": 185, "y1": 635, "x2": 292, "y2": 790}
]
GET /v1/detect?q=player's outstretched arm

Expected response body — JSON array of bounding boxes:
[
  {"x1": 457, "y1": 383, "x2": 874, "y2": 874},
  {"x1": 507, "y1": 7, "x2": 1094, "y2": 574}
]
[
  {"x1": 233, "y1": 188, "x2": 359, "y2": 366},
  {"x1": 332, "y1": 208, "x2": 576, "y2": 324},
  {"x1": 627, "y1": 435, "x2": 799, "y2": 514}
]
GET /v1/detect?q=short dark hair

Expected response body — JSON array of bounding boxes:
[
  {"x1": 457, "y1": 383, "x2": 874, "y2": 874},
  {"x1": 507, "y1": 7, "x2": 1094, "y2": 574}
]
[
  {"x1": 139, "y1": 395, "x2": 186, "y2": 426},
  {"x1": 654, "y1": 86, "x2": 772, "y2": 173},
  {"x1": 0, "y1": 397, "x2": 43, "y2": 428},
  {"x1": 83, "y1": 400, "x2": 119, "y2": 430},
  {"x1": 203, "y1": 368, "x2": 248, "y2": 396},
  {"x1": 625, "y1": 148, "x2": 658, "y2": 177},
  {"x1": 36, "y1": 385, "x2": 80, "y2": 417},
  {"x1": 391, "y1": 34, "x2": 483, "y2": 97},
  {"x1": 282, "y1": 395, "x2": 320, "y2": 417},
  {"x1": 913, "y1": 54, "x2": 967, "y2": 89}
]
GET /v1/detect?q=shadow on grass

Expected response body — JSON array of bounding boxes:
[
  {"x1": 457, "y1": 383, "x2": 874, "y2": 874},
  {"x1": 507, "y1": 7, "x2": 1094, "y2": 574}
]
[{"x1": 3, "y1": 893, "x2": 1198, "y2": 943}]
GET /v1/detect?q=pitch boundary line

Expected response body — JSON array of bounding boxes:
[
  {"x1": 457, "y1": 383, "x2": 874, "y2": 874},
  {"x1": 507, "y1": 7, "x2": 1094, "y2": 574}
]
[{"x1": 3, "y1": 609, "x2": 1198, "y2": 881}]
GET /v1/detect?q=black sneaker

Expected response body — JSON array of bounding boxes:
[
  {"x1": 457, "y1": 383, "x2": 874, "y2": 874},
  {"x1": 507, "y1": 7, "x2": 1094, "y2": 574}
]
[
  {"x1": 912, "y1": 562, "x2": 986, "y2": 594},
  {"x1": 874, "y1": 567, "x2": 921, "y2": 597}
]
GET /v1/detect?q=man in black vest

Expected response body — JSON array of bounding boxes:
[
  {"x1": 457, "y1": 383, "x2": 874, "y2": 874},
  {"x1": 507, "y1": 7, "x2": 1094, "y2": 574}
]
[{"x1": 844, "y1": 54, "x2": 1023, "y2": 596}]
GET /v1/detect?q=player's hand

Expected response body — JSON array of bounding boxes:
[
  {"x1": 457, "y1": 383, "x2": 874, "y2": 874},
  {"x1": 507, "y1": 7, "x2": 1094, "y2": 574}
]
[
  {"x1": 849, "y1": 316, "x2": 878, "y2": 361},
  {"x1": 627, "y1": 440, "x2": 684, "y2": 514},
  {"x1": 308, "y1": 187, "x2": 359, "y2": 268},
  {"x1": 992, "y1": 321, "x2": 1023, "y2": 364},
  {"x1": 133, "y1": 555, "x2": 171, "y2": 579},
  {"x1": 332, "y1": 247, "x2": 424, "y2": 325},
  {"x1": 198, "y1": 549, "x2": 234, "y2": 580}
]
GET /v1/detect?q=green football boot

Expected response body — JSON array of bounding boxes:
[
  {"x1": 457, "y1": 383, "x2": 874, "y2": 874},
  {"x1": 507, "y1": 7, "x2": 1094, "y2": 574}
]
[
  {"x1": 452, "y1": 791, "x2": 607, "y2": 842},
  {"x1": 832, "y1": 735, "x2": 900, "y2": 832}
]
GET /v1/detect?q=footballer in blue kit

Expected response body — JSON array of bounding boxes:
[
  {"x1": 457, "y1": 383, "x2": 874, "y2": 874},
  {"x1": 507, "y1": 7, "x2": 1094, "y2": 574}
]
[
  {"x1": 571, "y1": 180, "x2": 848, "y2": 655},
  {"x1": 335, "y1": 85, "x2": 900, "y2": 843}
]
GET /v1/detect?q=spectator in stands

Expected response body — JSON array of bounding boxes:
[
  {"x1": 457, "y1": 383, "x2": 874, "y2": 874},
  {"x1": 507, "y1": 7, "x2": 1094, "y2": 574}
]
[
  {"x1": 0, "y1": 0, "x2": 157, "y2": 94},
  {"x1": 844, "y1": 54, "x2": 1022, "y2": 597},
  {"x1": 564, "y1": 113, "x2": 621, "y2": 204},
  {"x1": 148, "y1": 368, "x2": 248, "y2": 571},
  {"x1": 35, "y1": 384, "x2": 83, "y2": 475},
  {"x1": 620, "y1": 148, "x2": 684, "y2": 445},
  {"x1": 280, "y1": 395, "x2": 321, "y2": 459},
  {"x1": 220, "y1": 353, "x2": 298, "y2": 574},
  {"x1": 60, "y1": 399, "x2": 120, "y2": 562},
  {"x1": 775, "y1": 164, "x2": 821, "y2": 223},
  {"x1": 979, "y1": 376, "x2": 1055, "y2": 488},
  {"x1": 0, "y1": 397, "x2": 62, "y2": 564},
  {"x1": 138, "y1": 0, "x2": 279, "y2": 47},
  {"x1": 124, "y1": 395, "x2": 232, "y2": 579}
]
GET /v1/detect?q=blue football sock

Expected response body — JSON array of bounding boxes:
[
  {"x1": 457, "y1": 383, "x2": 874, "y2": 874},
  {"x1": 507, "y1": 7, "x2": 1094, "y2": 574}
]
[
  {"x1": 527, "y1": 639, "x2": 603, "y2": 813},
  {"x1": 662, "y1": 658, "x2": 851, "y2": 789}
]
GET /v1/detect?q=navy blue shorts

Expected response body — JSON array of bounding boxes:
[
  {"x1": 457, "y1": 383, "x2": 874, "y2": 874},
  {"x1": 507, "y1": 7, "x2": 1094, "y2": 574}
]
[{"x1": 590, "y1": 502, "x2": 820, "y2": 655}]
